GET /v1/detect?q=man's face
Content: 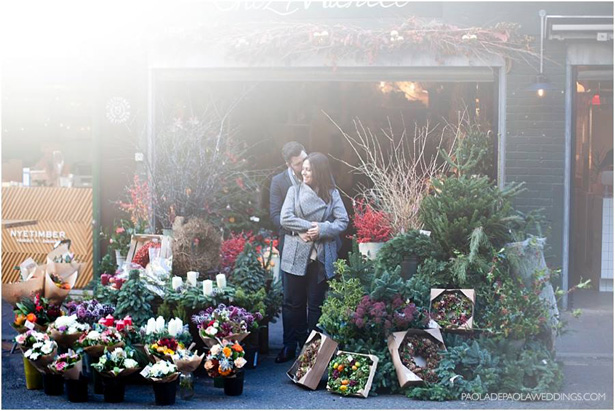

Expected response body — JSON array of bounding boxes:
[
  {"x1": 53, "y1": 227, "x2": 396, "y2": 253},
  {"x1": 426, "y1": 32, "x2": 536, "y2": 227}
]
[{"x1": 287, "y1": 151, "x2": 307, "y2": 178}]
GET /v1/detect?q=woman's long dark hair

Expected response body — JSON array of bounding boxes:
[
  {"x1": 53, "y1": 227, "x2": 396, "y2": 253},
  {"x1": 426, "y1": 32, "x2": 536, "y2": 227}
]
[{"x1": 305, "y1": 152, "x2": 334, "y2": 204}]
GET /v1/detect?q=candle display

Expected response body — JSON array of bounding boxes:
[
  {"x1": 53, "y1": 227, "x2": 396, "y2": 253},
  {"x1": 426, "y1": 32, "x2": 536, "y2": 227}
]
[
  {"x1": 187, "y1": 271, "x2": 199, "y2": 287},
  {"x1": 172, "y1": 276, "x2": 183, "y2": 290},
  {"x1": 203, "y1": 280, "x2": 213, "y2": 296},
  {"x1": 216, "y1": 273, "x2": 227, "y2": 289}
]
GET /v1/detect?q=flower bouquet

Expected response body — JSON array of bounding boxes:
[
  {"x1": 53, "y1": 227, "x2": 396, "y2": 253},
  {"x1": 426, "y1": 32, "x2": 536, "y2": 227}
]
[
  {"x1": 43, "y1": 262, "x2": 80, "y2": 305},
  {"x1": 192, "y1": 304, "x2": 261, "y2": 348},
  {"x1": 14, "y1": 330, "x2": 50, "y2": 352},
  {"x1": 171, "y1": 344, "x2": 204, "y2": 400},
  {"x1": 64, "y1": 299, "x2": 115, "y2": 325},
  {"x1": 24, "y1": 339, "x2": 58, "y2": 373},
  {"x1": 48, "y1": 315, "x2": 90, "y2": 348},
  {"x1": 429, "y1": 289, "x2": 475, "y2": 330},
  {"x1": 326, "y1": 351, "x2": 379, "y2": 398},
  {"x1": 76, "y1": 328, "x2": 124, "y2": 358},
  {"x1": 92, "y1": 347, "x2": 140, "y2": 403},
  {"x1": 146, "y1": 337, "x2": 185, "y2": 363},
  {"x1": 48, "y1": 351, "x2": 83, "y2": 381},
  {"x1": 387, "y1": 328, "x2": 446, "y2": 388},
  {"x1": 204, "y1": 340, "x2": 247, "y2": 396},
  {"x1": 287, "y1": 330, "x2": 338, "y2": 390},
  {"x1": 140, "y1": 360, "x2": 180, "y2": 405},
  {"x1": 49, "y1": 351, "x2": 87, "y2": 402},
  {"x1": 12, "y1": 293, "x2": 61, "y2": 333}
]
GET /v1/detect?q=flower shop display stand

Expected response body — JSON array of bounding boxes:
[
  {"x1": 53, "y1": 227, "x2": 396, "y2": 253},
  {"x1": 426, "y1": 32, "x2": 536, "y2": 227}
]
[
  {"x1": 429, "y1": 289, "x2": 475, "y2": 331},
  {"x1": 287, "y1": 330, "x2": 338, "y2": 390},
  {"x1": 125, "y1": 234, "x2": 172, "y2": 265},
  {"x1": 326, "y1": 351, "x2": 379, "y2": 398},
  {"x1": 387, "y1": 328, "x2": 446, "y2": 388}
]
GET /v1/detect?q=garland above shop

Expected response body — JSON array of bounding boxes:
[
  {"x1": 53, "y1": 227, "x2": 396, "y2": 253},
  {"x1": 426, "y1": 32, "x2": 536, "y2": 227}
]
[{"x1": 162, "y1": 17, "x2": 538, "y2": 66}]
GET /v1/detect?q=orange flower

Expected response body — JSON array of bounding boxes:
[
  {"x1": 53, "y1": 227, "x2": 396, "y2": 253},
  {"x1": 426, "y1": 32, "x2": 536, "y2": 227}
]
[
  {"x1": 222, "y1": 347, "x2": 232, "y2": 358},
  {"x1": 232, "y1": 343, "x2": 243, "y2": 353},
  {"x1": 14, "y1": 314, "x2": 26, "y2": 326},
  {"x1": 26, "y1": 313, "x2": 37, "y2": 323},
  {"x1": 218, "y1": 367, "x2": 232, "y2": 376}
]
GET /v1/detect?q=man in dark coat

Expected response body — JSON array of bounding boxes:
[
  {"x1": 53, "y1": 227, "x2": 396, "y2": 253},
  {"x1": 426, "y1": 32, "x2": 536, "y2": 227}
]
[{"x1": 270, "y1": 141, "x2": 307, "y2": 363}]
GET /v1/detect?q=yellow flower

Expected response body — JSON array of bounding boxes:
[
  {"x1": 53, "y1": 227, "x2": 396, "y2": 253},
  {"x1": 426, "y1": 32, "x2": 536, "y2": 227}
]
[
  {"x1": 223, "y1": 347, "x2": 232, "y2": 358},
  {"x1": 339, "y1": 385, "x2": 348, "y2": 392}
]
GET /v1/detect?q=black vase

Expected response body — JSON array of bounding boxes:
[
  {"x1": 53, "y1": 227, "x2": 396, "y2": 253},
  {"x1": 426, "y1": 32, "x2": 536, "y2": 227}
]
[
  {"x1": 102, "y1": 377, "x2": 126, "y2": 403},
  {"x1": 258, "y1": 325, "x2": 269, "y2": 355},
  {"x1": 92, "y1": 369, "x2": 104, "y2": 394},
  {"x1": 223, "y1": 371, "x2": 244, "y2": 396},
  {"x1": 401, "y1": 255, "x2": 419, "y2": 280},
  {"x1": 42, "y1": 373, "x2": 64, "y2": 396},
  {"x1": 243, "y1": 332, "x2": 260, "y2": 369},
  {"x1": 65, "y1": 376, "x2": 89, "y2": 402},
  {"x1": 153, "y1": 379, "x2": 178, "y2": 405}
]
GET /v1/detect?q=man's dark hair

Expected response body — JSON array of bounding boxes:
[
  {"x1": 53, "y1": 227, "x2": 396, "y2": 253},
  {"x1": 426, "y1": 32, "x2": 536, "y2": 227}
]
[{"x1": 282, "y1": 141, "x2": 305, "y2": 163}]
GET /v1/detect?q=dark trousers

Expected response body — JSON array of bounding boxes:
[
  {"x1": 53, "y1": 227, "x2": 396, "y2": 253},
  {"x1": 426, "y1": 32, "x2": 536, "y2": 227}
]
[{"x1": 282, "y1": 261, "x2": 329, "y2": 351}]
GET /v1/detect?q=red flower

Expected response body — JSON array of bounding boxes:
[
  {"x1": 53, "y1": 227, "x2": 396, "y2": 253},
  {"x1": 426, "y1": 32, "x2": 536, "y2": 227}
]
[
  {"x1": 115, "y1": 227, "x2": 125, "y2": 234},
  {"x1": 352, "y1": 198, "x2": 393, "y2": 243}
]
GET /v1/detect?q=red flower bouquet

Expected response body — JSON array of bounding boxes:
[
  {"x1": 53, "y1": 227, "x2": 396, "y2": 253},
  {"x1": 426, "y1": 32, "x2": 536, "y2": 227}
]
[{"x1": 352, "y1": 199, "x2": 392, "y2": 243}]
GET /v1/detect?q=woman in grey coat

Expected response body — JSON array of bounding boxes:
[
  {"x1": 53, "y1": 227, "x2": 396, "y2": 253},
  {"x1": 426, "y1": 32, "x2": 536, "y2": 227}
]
[{"x1": 277, "y1": 152, "x2": 349, "y2": 361}]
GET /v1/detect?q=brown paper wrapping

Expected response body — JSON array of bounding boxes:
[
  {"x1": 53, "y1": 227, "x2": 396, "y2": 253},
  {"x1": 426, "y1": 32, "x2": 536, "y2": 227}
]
[
  {"x1": 429, "y1": 288, "x2": 476, "y2": 330},
  {"x1": 14, "y1": 322, "x2": 48, "y2": 336},
  {"x1": 387, "y1": 328, "x2": 446, "y2": 388},
  {"x1": 326, "y1": 351, "x2": 379, "y2": 398},
  {"x1": 28, "y1": 348, "x2": 58, "y2": 374},
  {"x1": 2, "y1": 266, "x2": 45, "y2": 305},
  {"x1": 173, "y1": 352, "x2": 205, "y2": 374},
  {"x1": 83, "y1": 342, "x2": 125, "y2": 359},
  {"x1": 44, "y1": 263, "x2": 80, "y2": 306},
  {"x1": 49, "y1": 328, "x2": 83, "y2": 349},
  {"x1": 150, "y1": 372, "x2": 180, "y2": 384},
  {"x1": 45, "y1": 243, "x2": 72, "y2": 263},
  {"x1": 145, "y1": 345, "x2": 173, "y2": 364},
  {"x1": 200, "y1": 332, "x2": 250, "y2": 348},
  {"x1": 63, "y1": 359, "x2": 83, "y2": 380},
  {"x1": 287, "y1": 330, "x2": 338, "y2": 390}
]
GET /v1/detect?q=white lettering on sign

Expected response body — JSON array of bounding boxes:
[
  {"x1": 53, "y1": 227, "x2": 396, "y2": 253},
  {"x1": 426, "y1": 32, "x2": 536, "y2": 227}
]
[
  {"x1": 213, "y1": 1, "x2": 409, "y2": 16},
  {"x1": 8, "y1": 230, "x2": 67, "y2": 243}
]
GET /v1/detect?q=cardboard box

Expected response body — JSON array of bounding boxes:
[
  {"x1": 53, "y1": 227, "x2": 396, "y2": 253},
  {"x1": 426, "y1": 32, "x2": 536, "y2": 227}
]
[
  {"x1": 126, "y1": 234, "x2": 172, "y2": 266},
  {"x1": 287, "y1": 330, "x2": 338, "y2": 390},
  {"x1": 326, "y1": 350, "x2": 379, "y2": 398},
  {"x1": 387, "y1": 328, "x2": 446, "y2": 388},
  {"x1": 429, "y1": 288, "x2": 475, "y2": 330}
]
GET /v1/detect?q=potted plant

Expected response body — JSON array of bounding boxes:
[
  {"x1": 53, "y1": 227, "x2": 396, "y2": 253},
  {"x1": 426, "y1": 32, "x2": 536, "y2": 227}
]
[
  {"x1": 141, "y1": 360, "x2": 180, "y2": 405},
  {"x1": 204, "y1": 340, "x2": 247, "y2": 396},
  {"x1": 48, "y1": 351, "x2": 87, "y2": 402},
  {"x1": 352, "y1": 198, "x2": 392, "y2": 260},
  {"x1": 376, "y1": 230, "x2": 442, "y2": 280},
  {"x1": 14, "y1": 330, "x2": 50, "y2": 389},
  {"x1": 92, "y1": 347, "x2": 140, "y2": 403},
  {"x1": 23, "y1": 339, "x2": 60, "y2": 395},
  {"x1": 191, "y1": 304, "x2": 261, "y2": 348},
  {"x1": 103, "y1": 219, "x2": 142, "y2": 269},
  {"x1": 48, "y1": 314, "x2": 90, "y2": 349}
]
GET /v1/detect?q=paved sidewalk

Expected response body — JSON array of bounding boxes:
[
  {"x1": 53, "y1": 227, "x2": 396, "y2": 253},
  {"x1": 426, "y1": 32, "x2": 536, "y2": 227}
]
[{"x1": 1, "y1": 290, "x2": 612, "y2": 409}]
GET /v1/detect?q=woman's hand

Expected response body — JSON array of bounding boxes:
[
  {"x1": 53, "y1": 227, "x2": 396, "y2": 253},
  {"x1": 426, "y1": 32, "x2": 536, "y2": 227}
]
[
  {"x1": 307, "y1": 222, "x2": 320, "y2": 241},
  {"x1": 298, "y1": 232, "x2": 311, "y2": 242}
]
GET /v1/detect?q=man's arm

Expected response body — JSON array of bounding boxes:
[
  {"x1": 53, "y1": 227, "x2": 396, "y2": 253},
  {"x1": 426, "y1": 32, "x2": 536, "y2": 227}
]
[{"x1": 269, "y1": 175, "x2": 284, "y2": 230}]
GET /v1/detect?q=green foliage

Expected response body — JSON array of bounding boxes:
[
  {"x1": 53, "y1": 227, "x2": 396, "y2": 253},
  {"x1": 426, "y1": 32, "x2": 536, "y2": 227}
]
[
  {"x1": 93, "y1": 281, "x2": 119, "y2": 308},
  {"x1": 420, "y1": 175, "x2": 524, "y2": 259},
  {"x1": 402, "y1": 272, "x2": 434, "y2": 309},
  {"x1": 499, "y1": 341, "x2": 563, "y2": 395},
  {"x1": 114, "y1": 269, "x2": 155, "y2": 327},
  {"x1": 442, "y1": 129, "x2": 495, "y2": 178},
  {"x1": 230, "y1": 242, "x2": 267, "y2": 292},
  {"x1": 376, "y1": 230, "x2": 443, "y2": 275},
  {"x1": 343, "y1": 240, "x2": 376, "y2": 290},
  {"x1": 368, "y1": 268, "x2": 404, "y2": 301},
  {"x1": 318, "y1": 271, "x2": 365, "y2": 343},
  {"x1": 98, "y1": 253, "x2": 116, "y2": 275}
]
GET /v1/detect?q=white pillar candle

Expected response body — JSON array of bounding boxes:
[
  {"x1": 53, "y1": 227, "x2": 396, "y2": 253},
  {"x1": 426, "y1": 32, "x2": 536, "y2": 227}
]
[
  {"x1": 172, "y1": 276, "x2": 183, "y2": 290},
  {"x1": 187, "y1": 271, "x2": 199, "y2": 287},
  {"x1": 203, "y1": 279, "x2": 213, "y2": 296},
  {"x1": 216, "y1": 273, "x2": 227, "y2": 289}
]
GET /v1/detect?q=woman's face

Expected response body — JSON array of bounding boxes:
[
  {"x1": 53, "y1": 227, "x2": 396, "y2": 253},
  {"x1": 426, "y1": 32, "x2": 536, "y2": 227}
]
[{"x1": 302, "y1": 159, "x2": 313, "y2": 186}]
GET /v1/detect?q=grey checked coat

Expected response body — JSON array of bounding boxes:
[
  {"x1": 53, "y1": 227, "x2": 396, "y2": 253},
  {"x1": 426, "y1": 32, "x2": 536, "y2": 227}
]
[{"x1": 280, "y1": 183, "x2": 349, "y2": 280}]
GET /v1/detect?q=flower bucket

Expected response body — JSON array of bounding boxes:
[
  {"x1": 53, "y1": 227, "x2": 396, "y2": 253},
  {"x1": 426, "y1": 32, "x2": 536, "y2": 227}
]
[
  {"x1": 153, "y1": 379, "x2": 178, "y2": 405},
  {"x1": 102, "y1": 377, "x2": 126, "y2": 403},
  {"x1": 65, "y1": 375, "x2": 89, "y2": 402},
  {"x1": 213, "y1": 376, "x2": 224, "y2": 388},
  {"x1": 223, "y1": 371, "x2": 244, "y2": 396},
  {"x1": 258, "y1": 325, "x2": 269, "y2": 355},
  {"x1": 23, "y1": 357, "x2": 42, "y2": 390},
  {"x1": 42, "y1": 373, "x2": 64, "y2": 396},
  {"x1": 92, "y1": 369, "x2": 104, "y2": 394},
  {"x1": 358, "y1": 242, "x2": 384, "y2": 260}
]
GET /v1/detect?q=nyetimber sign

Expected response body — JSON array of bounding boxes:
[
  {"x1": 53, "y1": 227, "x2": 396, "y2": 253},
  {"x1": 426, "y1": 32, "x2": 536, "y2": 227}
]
[
  {"x1": 10, "y1": 230, "x2": 67, "y2": 244},
  {"x1": 214, "y1": 1, "x2": 411, "y2": 16}
]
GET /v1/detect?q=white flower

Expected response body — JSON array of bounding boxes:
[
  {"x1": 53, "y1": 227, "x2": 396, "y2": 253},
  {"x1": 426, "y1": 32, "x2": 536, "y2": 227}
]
[
  {"x1": 205, "y1": 326, "x2": 218, "y2": 336},
  {"x1": 86, "y1": 330, "x2": 101, "y2": 341},
  {"x1": 210, "y1": 344, "x2": 221, "y2": 356},
  {"x1": 249, "y1": 216, "x2": 260, "y2": 222},
  {"x1": 124, "y1": 359, "x2": 138, "y2": 369},
  {"x1": 390, "y1": 30, "x2": 399, "y2": 37},
  {"x1": 54, "y1": 315, "x2": 77, "y2": 328},
  {"x1": 234, "y1": 357, "x2": 247, "y2": 368}
]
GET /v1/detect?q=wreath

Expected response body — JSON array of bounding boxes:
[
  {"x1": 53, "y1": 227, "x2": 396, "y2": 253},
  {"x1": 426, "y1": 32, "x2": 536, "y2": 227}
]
[
  {"x1": 431, "y1": 290, "x2": 473, "y2": 328},
  {"x1": 399, "y1": 335, "x2": 443, "y2": 383}
]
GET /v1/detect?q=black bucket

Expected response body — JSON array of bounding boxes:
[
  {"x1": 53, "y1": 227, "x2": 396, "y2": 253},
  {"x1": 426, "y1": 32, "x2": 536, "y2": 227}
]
[
  {"x1": 102, "y1": 377, "x2": 126, "y2": 403},
  {"x1": 65, "y1": 375, "x2": 89, "y2": 402},
  {"x1": 153, "y1": 379, "x2": 178, "y2": 405},
  {"x1": 223, "y1": 372, "x2": 244, "y2": 396},
  {"x1": 42, "y1": 373, "x2": 64, "y2": 396}
]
